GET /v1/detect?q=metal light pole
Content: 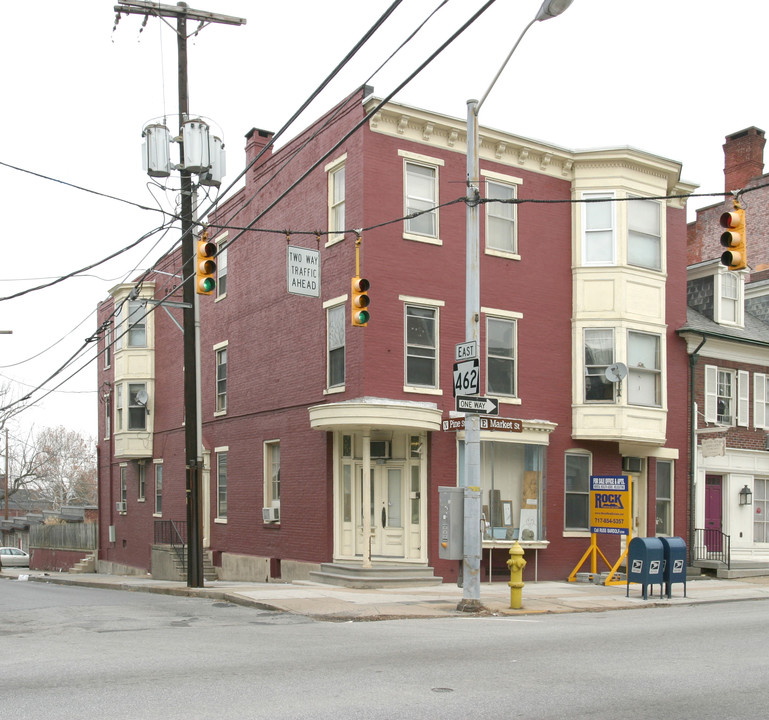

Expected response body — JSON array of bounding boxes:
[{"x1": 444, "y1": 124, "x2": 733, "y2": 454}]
[{"x1": 460, "y1": 0, "x2": 574, "y2": 610}]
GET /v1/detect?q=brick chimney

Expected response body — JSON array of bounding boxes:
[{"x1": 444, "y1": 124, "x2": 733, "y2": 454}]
[
  {"x1": 723, "y1": 126, "x2": 765, "y2": 193},
  {"x1": 245, "y1": 127, "x2": 274, "y2": 167}
]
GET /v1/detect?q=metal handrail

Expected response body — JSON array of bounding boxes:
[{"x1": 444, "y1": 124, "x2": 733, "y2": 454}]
[
  {"x1": 154, "y1": 520, "x2": 188, "y2": 567},
  {"x1": 693, "y1": 528, "x2": 731, "y2": 569}
]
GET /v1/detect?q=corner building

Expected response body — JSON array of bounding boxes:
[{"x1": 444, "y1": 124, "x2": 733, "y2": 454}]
[{"x1": 96, "y1": 87, "x2": 694, "y2": 583}]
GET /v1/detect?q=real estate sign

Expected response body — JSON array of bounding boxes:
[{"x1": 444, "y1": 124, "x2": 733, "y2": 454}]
[{"x1": 589, "y1": 475, "x2": 631, "y2": 535}]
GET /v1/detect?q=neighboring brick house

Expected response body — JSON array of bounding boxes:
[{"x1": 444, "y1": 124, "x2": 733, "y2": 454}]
[
  {"x1": 96, "y1": 86, "x2": 694, "y2": 582},
  {"x1": 681, "y1": 127, "x2": 769, "y2": 564}
]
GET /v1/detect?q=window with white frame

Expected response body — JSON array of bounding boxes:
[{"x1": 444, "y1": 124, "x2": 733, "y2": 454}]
[
  {"x1": 754, "y1": 479, "x2": 769, "y2": 542},
  {"x1": 216, "y1": 239, "x2": 228, "y2": 298},
  {"x1": 705, "y1": 365, "x2": 736, "y2": 425},
  {"x1": 404, "y1": 160, "x2": 438, "y2": 238},
  {"x1": 627, "y1": 195, "x2": 661, "y2": 270},
  {"x1": 127, "y1": 383, "x2": 148, "y2": 430},
  {"x1": 582, "y1": 192, "x2": 615, "y2": 265},
  {"x1": 486, "y1": 316, "x2": 516, "y2": 397},
  {"x1": 216, "y1": 449, "x2": 228, "y2": 519},
  {"x1": 137, "y1": 461, "x2": 146, "y2": 501},
  {"x1": 120, "y1": 465, "x2": 127, "y2": 511},
  {"x1": 754, "y1": 373, "x2": 769, "y2": 429},
  {"x1": 405, "y1": 304, "x2": 437, "y2": 388},
  {"x1": 327, "y1": 303, "x2": 345, "y2": 388},
  {"x1": 627, "y1": 331, "x2": 661, "y2": 407},
  {"x1": 104, "y1": 395, "x2": 111, "y2": 439},
  {"x1": 656, "y1": 460, "x2": 673, "y2": 536},
  {"x1": 215, "y1": 344, "x2": 227, "y2": 413},
  {"x1": 584, "y1": 328, "x2": 614, "y2": 402},
  {"x1": 327, "y1": 158, "x2": 346, "y2": 242},
  {"x1": 119, "y1": 299, "x2": 147, "y2": 348},
  {"x1": 718, "y1": 271, "x2": 741, "y2": 325},
  {"x1": 564, "y1": 452, "x2": 591, "y2": 531},
  {"x1": 115, "y1": 384, "x2": 123, "y2": 431},
  {"x1": 104, "y1": 323, "x2": 112, "y2": 369},
  {"x1": 485, "y1": 179, "x2": 516, "y2": 254},
  {"x1": 264, "y1": 440, "x2": 280, "y2": 511},
  {"x1": 154, "y1": 461, "x2": 163, "y2": 515}
]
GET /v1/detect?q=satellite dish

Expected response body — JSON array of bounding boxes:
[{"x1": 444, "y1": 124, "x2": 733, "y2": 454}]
[
  {"x1": 135, "y1": 389, "x2": 149, "y2": 406},
  {"x1": 605, "y1": 362, "x2": 628, "y2": 383}
]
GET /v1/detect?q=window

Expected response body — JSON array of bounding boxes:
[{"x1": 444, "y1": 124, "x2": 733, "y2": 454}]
[
  {"x1": 104, "y1": 323, "x2": 112, "y2": 368},
  {"x1": 137, "y1": 461, "x2": 146, "y2": 501},
  {"x1": 405, "y1": 161, "x2": 438, "y2": 238},
  {"x1": 405, "y1": 304, "x2": 437, "y2": 388},
  {"x1": 717, "y1": 369, "x2": 734, "y2": 425},
  {"x1": 754, "y1": 479, "x2": 769, "y2": 543},
  {"x1": 126, "y1": 300, "x2": 147, "y2": 348},
  {"x1": 329, "y1": 162, "x2": 345, "y2": 240},
  {"x1": 656, "y1": 460, "x2": 673, "y2": 536},
  {"x1": 565, "y1": 453, "x2": 590, "y2": 531},
  {"x1": 486, "y1": 180, "x2": 516, "y2": 253},
  {"x1": 104, "y1": 395, "x2": 111, "y2": 439},
  {"x1": 215, "y1": 345, "x2": 227, "y2": 413},
  {"x1": 584, "y1": 329, "x2": 614, "y2": 402},
  {"x1": 327, "y1": 304, "x2": 345, "y2": 388},
  {"x1": 216, "y1": 242, "x2": 228, "y2": 297},
  {"x1": 115, "y1": 384, "x2": 123, "y2": 431},
  {"x1": 718, "y1": 271, "x2": 740, "y2": 325},
  {"x1": 582, "y1": 192, "x2": 615, "y2": 265},
  {"x1": 120, "y1": 465, "x2": 127, "y2": 511},
  {"x1": 487, "y1": 317, "x2": 516, "y2": 396},
  {"x1": 627, "y1": 196, "x2": 661, "y2": 270},
  {"x1": 754, "y1": 373, "x2": 769, "y2": 429},
  {"x1": 216, "y1": 450, "x2": 228, "y2": 519},
  {"x1": 264, "y1": 440, "x2": 280, "y2": 510},
  {"x1": 128, "y1": 383, "x2": 148, "y2": 430},
  {"x1": 627, "y1": 331, "x2": 661, "y2": 407},
  {"x1": 154, "y1": 462, "x2": 163, "y2": 515}
]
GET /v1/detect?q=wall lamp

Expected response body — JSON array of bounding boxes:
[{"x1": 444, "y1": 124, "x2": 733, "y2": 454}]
[{"x1": 739, "y1": 484, "x2": 753, "y2": 506}]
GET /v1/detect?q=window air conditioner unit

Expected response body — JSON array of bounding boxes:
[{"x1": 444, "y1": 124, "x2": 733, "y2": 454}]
[
  {"x1": 370, "y1": 441, "x2": 391, "y2": 459},
  {"x1": 262, "y1": 506, "x2": 280, "y2": 523},
  {"x1": 622, "y1": 457, "x2": 643, "y2": 473},
  {"x1": 115, "y1": 502, "x2": 126, "y2": 513}
]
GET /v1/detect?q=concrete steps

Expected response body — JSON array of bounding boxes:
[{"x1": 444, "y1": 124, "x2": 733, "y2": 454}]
[
  {"x1": 310, "y1": 562, "x2": 442, "y2": 589},
  {"x1": 69, "y1": 553, "x2": 96, "y2": 574}
]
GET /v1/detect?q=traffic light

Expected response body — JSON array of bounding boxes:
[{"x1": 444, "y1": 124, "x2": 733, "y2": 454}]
[
  {"x1": 196, "y1": 234, "x2": 217, "y2": 295},
  {"x1": 351, "y1": 276, "x2": 370, "y2": 326},
  {"x1": 720, "y1": 206, "x2": 746, "y2": 271}
]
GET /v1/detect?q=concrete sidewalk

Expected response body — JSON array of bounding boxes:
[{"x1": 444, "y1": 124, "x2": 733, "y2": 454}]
[{"x1": 2, "y1": 567, "x2": 769, "y2": 620}]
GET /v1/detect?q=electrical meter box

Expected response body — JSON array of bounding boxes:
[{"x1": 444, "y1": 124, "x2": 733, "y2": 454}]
[{"x1": 438, "y1": 486, "x2": 464, "y2": 560}]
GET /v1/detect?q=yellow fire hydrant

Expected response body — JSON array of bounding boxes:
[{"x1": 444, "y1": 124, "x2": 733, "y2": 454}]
[{"x1": 506, "y1": 541, "x2": 527, "y2": 609}]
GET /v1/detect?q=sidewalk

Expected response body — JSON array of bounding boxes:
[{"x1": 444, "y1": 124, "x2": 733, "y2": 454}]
[{"x1": 2, "y1": 567, "x2": 769, "y2": 620}]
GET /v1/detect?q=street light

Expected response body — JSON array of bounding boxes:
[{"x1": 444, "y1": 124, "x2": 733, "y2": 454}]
[{"x1": 460, "y1": 0, "x2": 574, "y2": 610}]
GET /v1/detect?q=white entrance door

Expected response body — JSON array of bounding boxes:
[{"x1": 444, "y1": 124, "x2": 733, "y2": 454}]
[{"x1": 356, "y1": 465, "x2": 406, "y2": 558}]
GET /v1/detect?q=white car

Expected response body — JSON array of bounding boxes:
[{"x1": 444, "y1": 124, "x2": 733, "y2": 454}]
[{"x1": 0, "y1": 547, "x2": 30, "y2": 567}]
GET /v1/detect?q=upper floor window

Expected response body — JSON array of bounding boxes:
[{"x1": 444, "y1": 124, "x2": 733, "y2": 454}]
[
  {"x1": 399, "y1": 150, "x2": 444, "y2": 242},
  {"x1": 582, "y1": 192, "x2": 615, "y2": 265},
  {"x1": 485, "y1": 179, "x2": 516, "y2": 254},
  {"x1": 329, "y1": 162, "x2": 345, "y2": 241},
  {"x1": 264, "y1": 440, "x2": 280, "y2": 511},
  {"x1": 564, "y1": 452, "x2": 591, "y2": 531},
  {"x1": 405, "y1": 304, "x2": 437, "y2": 388},
  {"x1": 718, "y1": 271, "x2": 742, "y2": 325},
  {"x1": 137, "y1": 461, "x2": 146, "y2": 501},
  {"x1": 104, "y1": 323, "x2": 112, "y2": 369},
  {"x1": 584, "y1": 328, "x2": 614, "y2": 402},
  {"x1": 123, "y1": 300, "x2": 147, "y2": 348},
  {"x1": 327, "y1": 303, "x2": 345, "y2": 389},
  {"x1": 754, "y1": 373, "x2": 769, "y2": 429},
  {"x1": 154, "y1": 461, "x2": 163, "y2": 515},
  {"x1": 627, "y1": 196, "x2": 661, "y2": 270},
  {"x1": 128, "y1": 383, "x2": 148, "y2": 430},
  {"x1": 115, "y1": 384, "x2": 123, "y2": 431},
  {"x1": 216, "y1": 241, "x2": 228, "y2": 298},
  {"x1": 627, "y1": 331, "x2": 661, "y2": 407},
  {"x1": 486, "y1": 316, "x2": 516, "y2": 397},
  {"x1": 216, "y1": 449, "x2": 228, "y2": 519},
  {"x1": 215, "y1": 344, "x2": 227, "y2": 414}
]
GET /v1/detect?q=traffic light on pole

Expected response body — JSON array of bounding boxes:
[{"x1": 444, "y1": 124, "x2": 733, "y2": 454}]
[
  {"x1": 351, "y1": 276, "x2": 370, "y2": 326},
  {"x1": 196, "y1": 233, "x2": 217, "y2": 295},
  {"x1": 720, "y1": 205, "x2": 747, "y2": 271}
]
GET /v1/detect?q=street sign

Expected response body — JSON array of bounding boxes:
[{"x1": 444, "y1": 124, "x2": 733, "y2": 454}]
[
  {"x1": 287, "y1": 246, "x2": 320, "y2": 297},
  {"x1": 456, "y1": 395, "x2": 499, "y2": 415},
  {"x1": 453, "y1": 359, "x2": 480, "y2": 397},
  {"x1": 455, "y1": 340, "x2": 478, "y2": 361},
  {"x1": 442, "y1": 415, "x2": 521, "y2": 431}
]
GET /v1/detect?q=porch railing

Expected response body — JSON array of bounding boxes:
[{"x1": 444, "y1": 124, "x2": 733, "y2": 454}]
[
  {"x1": 154, "y1": 520, "x2": 187, "y2": 566},
  {"x1": 693, "y1": 528, "x2": 731, "y2": 569}
]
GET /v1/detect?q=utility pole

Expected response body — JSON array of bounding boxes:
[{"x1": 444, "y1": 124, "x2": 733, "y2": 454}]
[{"x1": 114, "y1": 1, "x2": 245, "y2": 587}]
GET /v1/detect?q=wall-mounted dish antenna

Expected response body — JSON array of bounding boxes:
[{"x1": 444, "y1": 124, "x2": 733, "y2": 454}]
[
  {"x1": 605, "y1": 362, "x2": 628, "y2": 383},
  {"x1": 135, "y1": 389, "x2": 149, "y2": 407}
]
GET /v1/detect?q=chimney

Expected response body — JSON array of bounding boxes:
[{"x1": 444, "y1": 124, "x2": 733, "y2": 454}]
[
  {"x1": 723, "y1": 126, "x2": 765, "y2": 193},
  {"x1": 245, "y1": 127, "x2": 274, "y2": 168}
]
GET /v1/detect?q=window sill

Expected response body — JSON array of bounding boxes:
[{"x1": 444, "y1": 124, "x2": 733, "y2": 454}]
[
  {"x1": 485, "y1": 248, "x2": 520, "y2": 261},
  {"x1": 495, "y1": 396, "x2": 522, "y2": 406},
  {"x1": 214, "y1": 410, "x2": 227, "y2": 418},
  {"x1": 403, "y1": 385, "x2": 443, "y2": 396},
  {"x1": 214, "y1": 517, "x2": 227, "y2": 524},
  {"x1": 325, "y1": 235, "x2": 344, "y2": 248},
  {"x1": 403, "y1": 232, "x2": 442, "y2": 246},
  {"x1": 324, "y1": 385, "x2": 345, "y2": 395},
  {"x1": 563, "y1": 530, "x2": 591, "y2": 538},
  {"x1": 215, "y1": 292, "x2": 227, "y2": 303}
]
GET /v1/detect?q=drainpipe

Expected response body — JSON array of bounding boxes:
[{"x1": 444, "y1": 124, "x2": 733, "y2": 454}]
[{"x1": 689, "y1": 336, "x2": 707, "y2": 563}]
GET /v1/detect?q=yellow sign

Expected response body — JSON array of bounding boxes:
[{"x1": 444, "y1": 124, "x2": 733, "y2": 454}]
[{"x1": 589, "y1": 475, "x2": 631, "y2": 536}]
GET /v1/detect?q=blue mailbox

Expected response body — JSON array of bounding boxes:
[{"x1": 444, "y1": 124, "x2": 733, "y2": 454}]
[
  {"x1": 626, "y1": 537, "x2": 664, "y2": 600},
  {"x1": 660, "y1": 536, "x2": 687, "y2": 599}
]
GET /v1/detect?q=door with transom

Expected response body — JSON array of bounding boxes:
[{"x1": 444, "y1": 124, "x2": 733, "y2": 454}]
[{"x1": 356, "y1": 464, "x2": 406, "y2": 558}]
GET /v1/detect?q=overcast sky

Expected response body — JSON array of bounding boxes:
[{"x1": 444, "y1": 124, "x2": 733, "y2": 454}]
[{"x1": 1, "y1": 0, "x2": 767, "y2": 442}]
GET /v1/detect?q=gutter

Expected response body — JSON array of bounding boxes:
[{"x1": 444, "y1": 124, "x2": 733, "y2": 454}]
[{"x1": 688, "y1": 335, "x2": 707, "y2": 564}]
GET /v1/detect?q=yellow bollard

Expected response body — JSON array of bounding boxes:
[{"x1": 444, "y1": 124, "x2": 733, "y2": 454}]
[{"x1": 506, "y1": 541, "x2": 527, "y2": 609}]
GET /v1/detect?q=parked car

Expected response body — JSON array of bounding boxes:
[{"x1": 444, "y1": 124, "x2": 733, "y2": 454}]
[{"x1": 0, "y1": 547, "x2": 30, "y2": 567}]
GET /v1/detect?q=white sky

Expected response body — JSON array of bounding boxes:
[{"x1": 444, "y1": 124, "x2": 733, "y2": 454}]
[{"x1": 1, "y1": 0, "x2": 767, "y2": 441}]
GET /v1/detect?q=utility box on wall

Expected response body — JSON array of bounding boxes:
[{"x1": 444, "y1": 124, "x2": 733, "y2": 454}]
[{"x1": 438, "y1": 486, "x2": 464, "y2": 560}]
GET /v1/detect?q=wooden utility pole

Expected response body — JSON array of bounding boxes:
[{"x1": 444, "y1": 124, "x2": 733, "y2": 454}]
[{"x1": 114, "y1": 2, "x2": 246, "y2": 587}]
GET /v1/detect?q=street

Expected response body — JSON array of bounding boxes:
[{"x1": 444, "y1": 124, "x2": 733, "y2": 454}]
[{"x1": 2, "y1": 579, "x2": 766, "y2": 719}]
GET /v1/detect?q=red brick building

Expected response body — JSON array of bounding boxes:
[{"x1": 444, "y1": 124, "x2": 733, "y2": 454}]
[{"x1": 96, "y1": 87, "x2": 694, "y2": 582}]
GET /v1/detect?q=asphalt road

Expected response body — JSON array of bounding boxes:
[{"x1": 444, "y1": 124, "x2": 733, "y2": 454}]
[{"x1": 2, "y1": 580, "x2": 766, "y2": 719}]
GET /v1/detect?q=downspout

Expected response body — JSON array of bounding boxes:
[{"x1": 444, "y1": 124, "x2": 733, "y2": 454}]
[{"x1": 689, "y1": 336, "x2": 707, "y2": 563}]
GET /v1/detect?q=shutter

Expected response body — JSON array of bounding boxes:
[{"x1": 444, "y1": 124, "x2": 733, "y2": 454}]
[
  {"x1": 738, "y1": 370, "x2": 750, "y2": 427},
  {"x1": 704, "y1": 365, "x2": 718, "y2": 423},
  {"x1": 755, "y1": 374, "x2": 766, "y2": 429}
]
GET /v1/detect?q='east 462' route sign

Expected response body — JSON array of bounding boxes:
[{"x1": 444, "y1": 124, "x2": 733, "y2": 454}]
[
  {"x1": 453, "y1": 359, "x2": 479, "y2": 397},
  {"x1": 456, "y1": 395, "x2": 499, "y2": 415}
]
